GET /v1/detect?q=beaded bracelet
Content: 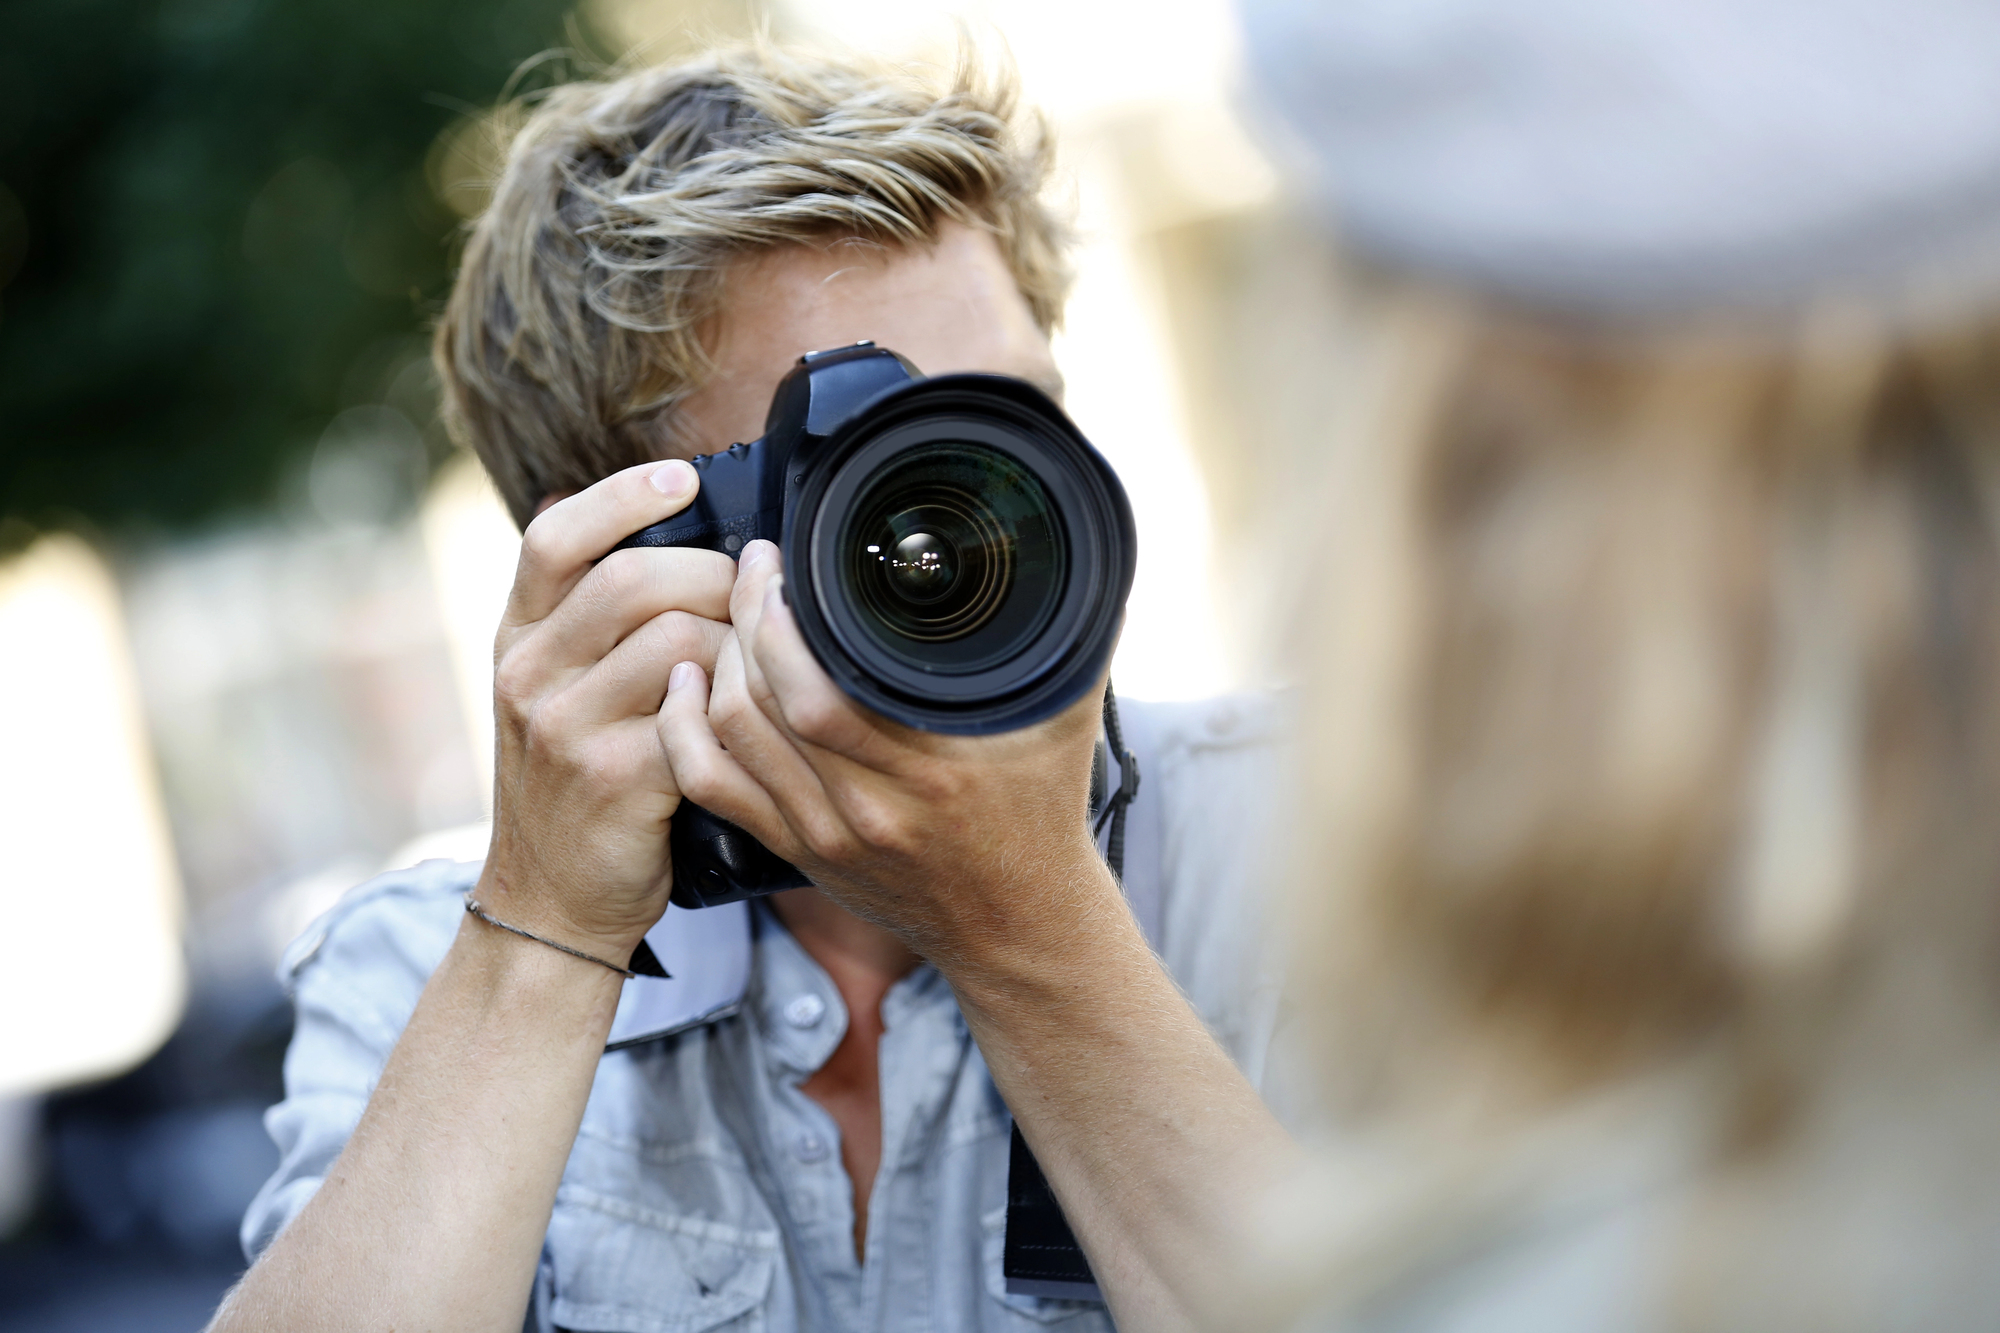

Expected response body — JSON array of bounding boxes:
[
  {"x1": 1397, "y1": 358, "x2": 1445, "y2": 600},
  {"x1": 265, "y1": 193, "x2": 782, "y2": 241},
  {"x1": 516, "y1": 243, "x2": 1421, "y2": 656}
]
[{"x1": 463, "y1": 894, "x2": 636, "y2": 979}]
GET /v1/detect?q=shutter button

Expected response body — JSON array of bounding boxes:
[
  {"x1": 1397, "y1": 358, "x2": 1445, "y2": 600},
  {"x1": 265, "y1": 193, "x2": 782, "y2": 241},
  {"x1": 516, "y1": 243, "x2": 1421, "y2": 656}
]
[
  {"x1": 795, "y1": 1132, "x2": 830, "y2": 1163},
  {"x1": 783, "y1": 994, "x2": 826, "y2": 1028}
]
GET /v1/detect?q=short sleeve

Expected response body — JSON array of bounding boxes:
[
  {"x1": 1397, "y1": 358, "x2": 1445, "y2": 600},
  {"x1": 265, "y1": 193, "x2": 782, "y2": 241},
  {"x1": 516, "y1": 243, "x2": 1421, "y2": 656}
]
[{"x1": 238, "y1": 858, "x2": 477, "y2": 1262}]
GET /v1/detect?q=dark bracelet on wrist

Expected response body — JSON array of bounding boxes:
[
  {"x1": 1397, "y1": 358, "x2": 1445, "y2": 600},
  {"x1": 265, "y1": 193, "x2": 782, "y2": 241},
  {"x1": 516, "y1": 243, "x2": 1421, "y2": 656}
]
[{"x1": 463, "y1": 894, "x2": 636, "y2": 979}]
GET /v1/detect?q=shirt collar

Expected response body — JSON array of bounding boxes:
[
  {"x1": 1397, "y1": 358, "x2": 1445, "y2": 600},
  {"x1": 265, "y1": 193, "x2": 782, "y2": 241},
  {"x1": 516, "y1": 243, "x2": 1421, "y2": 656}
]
[{"x1": 747, "y1": 901, "x2": 956, "y2": 1075}]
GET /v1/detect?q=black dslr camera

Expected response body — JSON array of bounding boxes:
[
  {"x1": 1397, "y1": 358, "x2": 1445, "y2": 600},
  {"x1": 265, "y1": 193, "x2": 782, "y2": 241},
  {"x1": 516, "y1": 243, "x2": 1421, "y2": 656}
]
[{"x1": 616, "y1": 343, "x2": 1137, "y2": 910}]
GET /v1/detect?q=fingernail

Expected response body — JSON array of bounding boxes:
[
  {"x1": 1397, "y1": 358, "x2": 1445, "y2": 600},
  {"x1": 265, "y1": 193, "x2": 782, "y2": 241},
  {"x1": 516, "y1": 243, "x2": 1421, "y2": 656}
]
[
  {"x1": 668, "y1": 661, "x2": 698, "y2": 691},
  {"x1": 740, "y1": 539, "x2": 777, "y2": 569},
  {"x1": 648, "y1": 459, "x2": 695, "y2": 497}
]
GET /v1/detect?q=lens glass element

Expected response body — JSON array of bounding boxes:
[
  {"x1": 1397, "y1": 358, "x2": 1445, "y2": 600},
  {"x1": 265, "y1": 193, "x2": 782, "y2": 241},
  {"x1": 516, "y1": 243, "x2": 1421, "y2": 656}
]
[
  {"x1": 840, "y1": 443, "x2": 1065, "y2": 672},
  {"x1": 886, "y1": 531, "x2": 959, "y2": 604}
]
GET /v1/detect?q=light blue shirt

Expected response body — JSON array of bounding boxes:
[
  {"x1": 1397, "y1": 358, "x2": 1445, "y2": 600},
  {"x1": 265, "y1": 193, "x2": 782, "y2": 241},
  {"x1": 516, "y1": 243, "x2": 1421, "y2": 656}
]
[{"x1": 241, "y1": 697, "x2": 1287, "y2": 1333}]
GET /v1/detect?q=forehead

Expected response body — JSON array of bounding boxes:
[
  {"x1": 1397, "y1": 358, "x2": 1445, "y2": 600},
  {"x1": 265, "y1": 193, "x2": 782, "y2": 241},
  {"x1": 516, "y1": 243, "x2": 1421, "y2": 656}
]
[{"x1": 676, "y1": 222, "x2": 1061, "y2": 453}]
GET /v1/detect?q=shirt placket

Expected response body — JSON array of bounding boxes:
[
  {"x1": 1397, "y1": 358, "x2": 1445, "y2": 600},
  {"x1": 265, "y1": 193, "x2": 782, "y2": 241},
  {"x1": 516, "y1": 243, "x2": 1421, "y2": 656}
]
[
  {"x1": 863, "y1": 969, "x2": 970, "y2": 1333},
  {"x1": 753, "y1": 927, "x2": 866, "y2": 1324},
  {"x1": 751, "y1": 918, "x2": 972, "y2": 1333}
]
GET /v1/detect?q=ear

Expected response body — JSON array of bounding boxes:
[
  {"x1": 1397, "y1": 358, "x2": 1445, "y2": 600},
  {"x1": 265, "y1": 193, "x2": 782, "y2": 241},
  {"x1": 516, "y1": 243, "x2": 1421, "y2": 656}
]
[{"x1": 533, "y1": 491, "x2": 574, "y2": 518}]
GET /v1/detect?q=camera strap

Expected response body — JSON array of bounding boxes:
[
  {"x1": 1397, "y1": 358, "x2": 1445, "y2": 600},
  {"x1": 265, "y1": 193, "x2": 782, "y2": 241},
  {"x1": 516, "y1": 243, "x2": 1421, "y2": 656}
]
[
  {"x1": 1094, "y1": 683, "x2": 1142, "y2": 883},
  {"x1": 1001, "y1": 683, "x2": 1146, "y2": 1303}
]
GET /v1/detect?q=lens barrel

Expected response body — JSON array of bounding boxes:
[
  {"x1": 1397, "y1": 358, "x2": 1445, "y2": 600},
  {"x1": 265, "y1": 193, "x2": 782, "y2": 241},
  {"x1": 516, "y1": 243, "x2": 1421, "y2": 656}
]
[{"x1": 783, "y1": 374, "x2": 1135, "y2": 735}]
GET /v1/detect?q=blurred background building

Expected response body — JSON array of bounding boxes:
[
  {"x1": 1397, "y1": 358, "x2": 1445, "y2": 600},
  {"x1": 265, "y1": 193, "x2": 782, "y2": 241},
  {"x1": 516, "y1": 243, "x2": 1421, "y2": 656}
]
[{"x1": 0, "y1": 0, "x2": 1295, "y2": 1326}]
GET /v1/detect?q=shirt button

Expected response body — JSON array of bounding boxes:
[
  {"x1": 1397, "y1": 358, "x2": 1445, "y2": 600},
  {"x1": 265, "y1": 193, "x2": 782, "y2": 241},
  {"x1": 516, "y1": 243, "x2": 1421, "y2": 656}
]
[
  {"x1": 783, "y1": 994, "x2": 826, "y2": 1028},
  {"x1": 794, "y1": 1132, "x2": 830, "y2": 1163}
]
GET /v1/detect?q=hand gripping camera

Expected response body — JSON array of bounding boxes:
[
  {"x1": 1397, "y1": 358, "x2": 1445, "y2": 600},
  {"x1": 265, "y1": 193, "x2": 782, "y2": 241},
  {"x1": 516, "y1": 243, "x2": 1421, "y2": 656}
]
[{"x1": 616, "y1": 343, "x2": 1137, "y2": 910}]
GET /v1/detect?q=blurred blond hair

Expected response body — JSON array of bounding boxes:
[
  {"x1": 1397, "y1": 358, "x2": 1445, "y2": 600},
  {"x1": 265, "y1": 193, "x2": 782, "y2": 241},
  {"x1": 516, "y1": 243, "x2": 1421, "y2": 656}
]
[
  {"x1": 1273, "y1": 284, "x2": 2000, "y2": 1326},
  {"x1": 435, "y1": 44, "x2": 1070, "y2": 528}
]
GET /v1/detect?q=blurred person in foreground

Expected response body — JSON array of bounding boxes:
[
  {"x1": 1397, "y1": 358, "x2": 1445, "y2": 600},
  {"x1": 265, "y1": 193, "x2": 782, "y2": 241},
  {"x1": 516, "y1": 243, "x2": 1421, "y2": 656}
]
[
  {"x1": 209, "y1": 45, "x2": 1289, "y2": 1333},
  {"x1": 1226, "y1": 1, "x2": 2000, "y2": 1329}
]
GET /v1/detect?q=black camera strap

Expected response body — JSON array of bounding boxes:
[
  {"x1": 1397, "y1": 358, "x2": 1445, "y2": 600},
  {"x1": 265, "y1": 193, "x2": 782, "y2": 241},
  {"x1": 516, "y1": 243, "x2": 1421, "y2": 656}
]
[
  {"x1": 1001, "y1": 683, "x2": 1141, "y2": 1303},
  {"x1": 1094, "y1": 682, "x2": 1141, "y2": 878}
]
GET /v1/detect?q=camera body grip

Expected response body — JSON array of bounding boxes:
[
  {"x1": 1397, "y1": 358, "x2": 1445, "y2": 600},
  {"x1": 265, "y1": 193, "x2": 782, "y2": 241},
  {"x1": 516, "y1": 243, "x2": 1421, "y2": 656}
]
[
  {"x1": 618, "y1": 437, "x2": 814, "y2": 910},
  {"x1": 664, "y1": 800, "x2": 811, "y2": 909},
  {"x1": 613, "y1": 345, "x2": 917, "y2": 909}
]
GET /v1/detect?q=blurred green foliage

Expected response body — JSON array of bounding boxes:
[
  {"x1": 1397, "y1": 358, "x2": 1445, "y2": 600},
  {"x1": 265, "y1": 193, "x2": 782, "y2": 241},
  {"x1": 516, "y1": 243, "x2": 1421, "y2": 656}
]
[{"x1": 0, "y1": 0, "x2": 589, "y2": 529}]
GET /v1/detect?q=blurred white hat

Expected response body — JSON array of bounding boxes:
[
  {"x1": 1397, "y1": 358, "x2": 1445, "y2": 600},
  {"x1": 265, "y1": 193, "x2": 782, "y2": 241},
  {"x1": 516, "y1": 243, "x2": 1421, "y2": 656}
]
[{"x1": 1239, "y1": 0, "x2": 2000, "y2": 311}]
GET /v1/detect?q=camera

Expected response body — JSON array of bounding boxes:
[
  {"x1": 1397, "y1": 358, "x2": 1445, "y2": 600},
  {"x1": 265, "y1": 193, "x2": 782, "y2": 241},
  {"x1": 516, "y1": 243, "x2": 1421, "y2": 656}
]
[{"x1": 615, "y1": 342, "x2": 1137, "y2": 910}]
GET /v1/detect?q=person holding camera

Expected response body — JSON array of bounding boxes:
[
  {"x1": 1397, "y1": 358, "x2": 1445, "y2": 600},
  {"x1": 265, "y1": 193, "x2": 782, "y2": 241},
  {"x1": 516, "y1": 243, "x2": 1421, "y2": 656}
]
[{"x1": 210, "y1": 47, "x2": 1292, "y2": 1333}]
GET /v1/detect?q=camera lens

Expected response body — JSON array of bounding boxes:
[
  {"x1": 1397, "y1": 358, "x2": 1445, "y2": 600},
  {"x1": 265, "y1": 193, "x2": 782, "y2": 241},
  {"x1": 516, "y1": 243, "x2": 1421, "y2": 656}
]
[
  {"x1": 787, "y1": 371, "x2": 1134, "y2": 734},
  {"x1": 840, "y1": 443, "x2": 1064, "y2": 672},
  {"x1": 854, "y1": 489, "x2": 1003, "y2": 638}
]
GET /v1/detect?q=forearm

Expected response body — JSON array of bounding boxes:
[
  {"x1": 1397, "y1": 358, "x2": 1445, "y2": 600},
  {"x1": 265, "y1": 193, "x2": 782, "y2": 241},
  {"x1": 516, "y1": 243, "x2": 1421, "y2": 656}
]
[
  {"x1": 945, "y1": 859, "x2": 1297, "y2": 1333},
  {"x1": 210, "y1": 914, "x2": 625, "y2": 1333}
]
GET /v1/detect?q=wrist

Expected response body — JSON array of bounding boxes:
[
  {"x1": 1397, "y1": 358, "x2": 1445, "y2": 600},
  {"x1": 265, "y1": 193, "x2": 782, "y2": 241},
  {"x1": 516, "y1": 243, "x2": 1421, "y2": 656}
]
[
  {"x1": 932, "y1": 845, "x2": 1149, "y2": 1013},
  {"x1": 473, "y1": 863, "x2": 654, "y2": 964},
  {"x1": 464, "y1": 895, "x2": 639, "y2": 978},
  {"x1": 448, "y1": 904, "x2": 629, "y2": 1028}
]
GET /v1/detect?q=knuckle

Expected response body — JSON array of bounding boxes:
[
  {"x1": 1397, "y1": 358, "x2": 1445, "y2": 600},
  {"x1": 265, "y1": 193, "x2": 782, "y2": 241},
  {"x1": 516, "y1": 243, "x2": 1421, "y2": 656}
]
[
  {"x1": 836, "y1": 784, "x2": 916, "y2": 856},
  {"x1": 672, "y1": 751, "x2": 725, "y2": 806},
  {"x1": 650, "y1": 609, "x2": 708, "y2": 657},
  {"x1": 782, "y1": 694, "x2": 845, "y2": 745},
  {"x1": 521, "y1": 692, "x2": 575, "y2": 757},
  {"x1": 911, "y1": 763, "x2": 967, "y2": 808},
  {"x1": 493, "y1": 646, "x2": 541, "y2": 717},
  {"x1": 842, "y1": 794, "x2": 907, "y2": 854},
  {"x1": 740, "y1": 667, "x2": 778, "y2": 711},
  {"x1": 519, "y1": 514, "x2": 565, "y2": 570},
  {"x1": 708, "y1": 689, "x2": 755, "y2": 742},
  {"x1": 801, "y1": 816, "x2": 859, "y2": 865},
  {"x1": 695, "y1": 549, "x2": 737, "y2": 593},
  {"x1": 593, "y1": 547, "x2": 646, "y2": 602}
]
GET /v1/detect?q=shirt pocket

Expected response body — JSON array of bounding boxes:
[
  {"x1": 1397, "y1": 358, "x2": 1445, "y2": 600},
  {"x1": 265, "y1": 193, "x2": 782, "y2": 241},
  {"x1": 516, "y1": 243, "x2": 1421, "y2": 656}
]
[
  {"x1": 549, "y1": 1183, "x2": 779, "y2": 1333},
  {"x1": 980, "y1": 1206, "x2": 1115, "y2": 1329}
]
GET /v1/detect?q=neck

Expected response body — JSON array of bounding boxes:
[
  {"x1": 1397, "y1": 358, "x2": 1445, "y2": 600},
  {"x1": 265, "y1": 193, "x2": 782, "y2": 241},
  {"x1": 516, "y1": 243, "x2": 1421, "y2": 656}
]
[{"x1": 768, "y1": 887, "x2": 922, "y2": 998}]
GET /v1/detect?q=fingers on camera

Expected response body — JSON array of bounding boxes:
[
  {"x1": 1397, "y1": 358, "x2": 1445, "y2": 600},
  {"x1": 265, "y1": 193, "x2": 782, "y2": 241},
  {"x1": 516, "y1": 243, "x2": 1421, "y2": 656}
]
[
  {"x1": 581, "y1": 610, "x2": 733, "y2": 722},
  {"x1": 659, "y1": 661, "x2": 788, "y2": 848},
  {"x1": 706, "y1": 638, "x2": 833, "y2": 804},
  {"x1": 724, "y1": 543, "x2": 779, "y2": 684},
  {"x1": 743, "y1": 580, "x2": 874, "y2": 757},
  {"x1": 536, "y1": 546, "x2": 736, "y2": 670},
  {"x1": 728, "y1": 549, "x2": 873, "y2": 759},
  {"x1": 510, "y1": 459, "x2": 700, "y2": 624}
]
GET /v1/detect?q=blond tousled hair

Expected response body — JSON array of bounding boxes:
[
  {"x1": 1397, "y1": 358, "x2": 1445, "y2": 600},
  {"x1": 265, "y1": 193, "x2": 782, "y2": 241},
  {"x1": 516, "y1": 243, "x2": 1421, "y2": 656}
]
[
  {"x1": 435, "y1": 45, "x2": 1071, "y2": 528},
  {"x1": 1263, "y1": 284, "x2": 2000, "y2": 1326}
]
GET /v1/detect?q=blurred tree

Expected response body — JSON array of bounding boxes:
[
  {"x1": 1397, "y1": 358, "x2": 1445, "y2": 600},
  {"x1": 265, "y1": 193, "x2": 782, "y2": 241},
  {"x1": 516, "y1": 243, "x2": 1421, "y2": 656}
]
[{"x1": 0, "y1": 0, "x2": 590, "y2": 529}]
